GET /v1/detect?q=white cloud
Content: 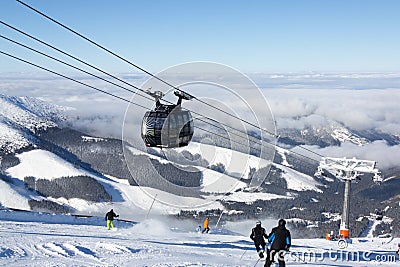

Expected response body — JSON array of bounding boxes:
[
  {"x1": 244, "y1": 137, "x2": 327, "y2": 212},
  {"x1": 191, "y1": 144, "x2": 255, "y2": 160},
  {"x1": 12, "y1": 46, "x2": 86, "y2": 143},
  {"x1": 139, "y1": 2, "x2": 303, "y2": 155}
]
[
  {"x1": 307, "y1": 140, "x2": 400, "y2": 170},
  {"x1": 264, "y1": 87, "x2": 400, "y2": 134},
  {"x1": 1, "y1": 71, "x2": 399, "y2": 139}
]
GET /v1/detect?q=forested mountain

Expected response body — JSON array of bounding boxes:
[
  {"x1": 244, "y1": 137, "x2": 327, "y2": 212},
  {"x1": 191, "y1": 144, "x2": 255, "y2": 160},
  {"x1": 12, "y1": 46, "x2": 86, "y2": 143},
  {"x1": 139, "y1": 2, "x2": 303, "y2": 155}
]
[{"x1": 1, "y1": 94, "x2": 399, "y2": 238}]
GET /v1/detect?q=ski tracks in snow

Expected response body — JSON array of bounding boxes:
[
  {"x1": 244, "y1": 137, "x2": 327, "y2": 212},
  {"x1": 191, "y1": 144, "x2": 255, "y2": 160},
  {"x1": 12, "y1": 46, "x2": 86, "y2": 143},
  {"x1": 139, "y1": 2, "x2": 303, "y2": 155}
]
[
  {"x1": 1, "y1": 240, "x2": 143, "y2": 266},
  {"x1": 0, "y1": 221, "x2": 143, "y2": 266},
  {"x1": 36, "y1": 242, "x2": 99, "y2": 261}
]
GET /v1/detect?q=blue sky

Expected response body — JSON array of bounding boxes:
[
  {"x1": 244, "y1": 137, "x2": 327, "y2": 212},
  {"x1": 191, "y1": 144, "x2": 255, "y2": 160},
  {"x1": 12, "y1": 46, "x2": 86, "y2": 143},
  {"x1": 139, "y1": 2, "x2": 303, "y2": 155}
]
[{"x1": 1, "y1": 0, "x2": 400, "y2": 73}]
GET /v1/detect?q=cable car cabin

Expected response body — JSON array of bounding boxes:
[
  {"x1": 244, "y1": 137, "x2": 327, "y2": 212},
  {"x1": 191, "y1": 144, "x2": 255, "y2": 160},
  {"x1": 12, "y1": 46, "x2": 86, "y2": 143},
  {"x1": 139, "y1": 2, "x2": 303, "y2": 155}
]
[{"x1": 141, "y1": 90, "x2": 194, "y2": 148}]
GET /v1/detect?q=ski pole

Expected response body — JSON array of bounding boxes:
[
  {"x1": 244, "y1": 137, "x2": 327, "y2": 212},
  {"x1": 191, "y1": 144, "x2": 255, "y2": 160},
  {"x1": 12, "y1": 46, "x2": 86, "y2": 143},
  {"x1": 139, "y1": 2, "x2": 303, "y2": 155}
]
[
  {"x1": 240, "y1": 246, "x2": 249, "y2": 260},
  {"x1": 253, "y1": 258, "x2": 260, "y2": 267},
  {"x1": 146, "y1": 194, "x2": 157, "y2": 219}
]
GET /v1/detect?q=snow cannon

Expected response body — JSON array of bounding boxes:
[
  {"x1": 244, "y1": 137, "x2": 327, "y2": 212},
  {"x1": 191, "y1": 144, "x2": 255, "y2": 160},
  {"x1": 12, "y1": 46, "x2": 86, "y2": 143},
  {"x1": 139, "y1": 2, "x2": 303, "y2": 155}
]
[{"x1": 339, "y1": 227, "x2": 350, "y2": 239}]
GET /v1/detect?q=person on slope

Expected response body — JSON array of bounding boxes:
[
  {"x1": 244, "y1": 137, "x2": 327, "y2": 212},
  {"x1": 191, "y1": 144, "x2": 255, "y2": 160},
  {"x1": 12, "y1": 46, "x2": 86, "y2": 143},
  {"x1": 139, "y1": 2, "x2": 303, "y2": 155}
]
[
  {"x1": 265, "y1": 219, "x2": 291, "y2": 267},
  {"x1": 397, "y1": 243, "x2": 400, "y2": 258},
  {"x1": 105, "y1": 209, "x2": 119, "y2": 230},
  {"x1": 250, "y1": 220, "x2": 269, "y2": 259},
  {"x1": 202, "y1": 217, "x2": 210, "y2": 233}
]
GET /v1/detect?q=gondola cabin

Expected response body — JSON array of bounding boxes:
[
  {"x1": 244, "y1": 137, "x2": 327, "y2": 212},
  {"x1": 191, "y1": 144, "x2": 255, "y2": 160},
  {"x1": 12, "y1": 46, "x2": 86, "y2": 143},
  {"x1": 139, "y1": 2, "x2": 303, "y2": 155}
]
[{"x1": 141, "y1": 90, "x2": 194, "y2": 148}]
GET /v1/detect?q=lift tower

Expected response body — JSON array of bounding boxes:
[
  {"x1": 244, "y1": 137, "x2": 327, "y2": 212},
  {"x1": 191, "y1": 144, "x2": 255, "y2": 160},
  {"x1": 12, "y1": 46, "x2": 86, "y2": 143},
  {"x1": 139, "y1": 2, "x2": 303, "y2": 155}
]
[{"x1": 315, "y1": 157, "x2": 382, "y2": 239}]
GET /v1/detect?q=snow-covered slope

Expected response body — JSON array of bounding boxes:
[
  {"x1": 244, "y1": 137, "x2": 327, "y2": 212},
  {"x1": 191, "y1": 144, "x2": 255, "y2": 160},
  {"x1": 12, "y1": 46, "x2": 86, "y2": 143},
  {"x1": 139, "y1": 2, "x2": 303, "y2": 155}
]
[
  {"x1": 331, "y1": 128, "x2": 369, "y2": 146},
  {"x1": 177, "y1": 142, "x2": 323, "y2": 192},
  {"x1": 0, "y1": 210, "x2": 398, "y2": 266},
  {"x1": 2, "y1": 149, "x2": 225, "y2": 214},
  {"x1": 1, "y1": 141, "x2": 322, "y2": 216},
  {"x1": 0, "y1": 179, "x2": 31, "y2": 210},
  {"x1": 0, "y1": 94, "x2": 65, "y2": 153},
  {"x1": 278, "y1": 164, "x2": 323, "y2": 192},
  {"x1": 176, "y1": 142, "x2": 271, "y2": 179},
  {"x1": 0, "y1": 123, "x2": 31, "y2": 154},
  {"x1": 280, "y1": 121, "x2": 374, "y2": 147},
  {"x1": 7, "y1": 149, "x2": 88, "y2": 180}
]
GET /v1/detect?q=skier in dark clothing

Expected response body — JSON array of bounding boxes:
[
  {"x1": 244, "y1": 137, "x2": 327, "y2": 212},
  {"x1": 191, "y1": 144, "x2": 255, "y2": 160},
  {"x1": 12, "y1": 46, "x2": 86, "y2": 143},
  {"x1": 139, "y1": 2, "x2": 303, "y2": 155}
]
[
  {"x1": 265, "y1": 219, "x2": 291, "y2": 267},
  {"x1": 105, "y1": 209, "x2": 119, "y2": 230},
  {"x1": 250, "y1": 220, "x2": 269, "y2": 258}
]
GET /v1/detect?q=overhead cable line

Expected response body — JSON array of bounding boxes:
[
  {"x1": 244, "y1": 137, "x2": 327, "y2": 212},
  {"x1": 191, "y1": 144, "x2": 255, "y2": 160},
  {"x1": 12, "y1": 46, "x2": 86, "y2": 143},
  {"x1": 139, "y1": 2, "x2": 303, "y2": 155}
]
[
  {"x1": 15, "y1": 0, "x2": 325, "y2": 160},
  {"x1": 0, "y1": 20, "x2": 264, "y2": 148},
  {"x1": 0, "y1": 50, "x2": 148, "y2": 110},
  {"x1": 1, "y1": 49, "x2": 315, "y2": 167},
  {"x1": 0, "y1": 21, "x2": 152, "y2": 101},
  {"x1": 0, "y1": 50, "x2": 263, "y2": 156},
  {"x1": 0, "y1": 48, "x2": 320, "y2": 167},
  {"x1": 5, "y1": 1, "x2": 324, "y2": 163},
  {"x1": 0, "y1": 34, "x2": 154, "y2": 101},
  {"x1": 16, "y1": 0, "x2": 279, "y2": 139}
]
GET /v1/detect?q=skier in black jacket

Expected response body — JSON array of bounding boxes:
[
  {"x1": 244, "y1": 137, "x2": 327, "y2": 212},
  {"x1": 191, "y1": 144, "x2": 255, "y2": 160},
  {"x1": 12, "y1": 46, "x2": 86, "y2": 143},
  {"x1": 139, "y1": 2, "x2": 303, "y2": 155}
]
[
  {"x1": 105, "y1": 209, "x2": 119, "y2": 230},
  {"x1": 250, "y1": 220, "x2": 269, "y2": 258},
  {"x1": 265, "y1": 219, "x2": 291, "y2": 267}
]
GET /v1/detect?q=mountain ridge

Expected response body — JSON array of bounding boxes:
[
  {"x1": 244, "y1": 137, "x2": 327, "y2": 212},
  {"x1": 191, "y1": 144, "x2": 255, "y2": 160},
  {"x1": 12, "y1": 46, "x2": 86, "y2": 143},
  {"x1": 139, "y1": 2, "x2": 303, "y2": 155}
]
[{"x1": 1, "y1": 94, "x2": 400, "y2": 238}]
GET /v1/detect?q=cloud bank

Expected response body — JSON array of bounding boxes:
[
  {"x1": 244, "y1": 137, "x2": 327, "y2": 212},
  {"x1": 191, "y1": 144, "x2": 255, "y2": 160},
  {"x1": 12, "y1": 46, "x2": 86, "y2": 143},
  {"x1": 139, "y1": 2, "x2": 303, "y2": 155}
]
[{"x1": 0, "y1": 72, "x2": 399, "y2": 167}]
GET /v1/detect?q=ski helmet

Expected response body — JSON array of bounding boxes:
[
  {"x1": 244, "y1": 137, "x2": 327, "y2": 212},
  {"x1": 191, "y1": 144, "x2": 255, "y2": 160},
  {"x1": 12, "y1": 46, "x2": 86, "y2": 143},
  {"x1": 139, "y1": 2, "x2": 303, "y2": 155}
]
[
  {"x1": 278, "y1": 219, "x2": 286, "y2": 226},
  {"x1": 256, "y1": 220, "x2": 261, "y2": 225}
]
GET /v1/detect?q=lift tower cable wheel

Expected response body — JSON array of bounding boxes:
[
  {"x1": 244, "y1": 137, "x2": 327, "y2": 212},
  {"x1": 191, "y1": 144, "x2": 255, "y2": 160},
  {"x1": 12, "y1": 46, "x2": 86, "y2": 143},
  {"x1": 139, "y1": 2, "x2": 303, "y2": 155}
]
[{"x1": 315, "y1": 157, "x2": 382, "y2": 246}]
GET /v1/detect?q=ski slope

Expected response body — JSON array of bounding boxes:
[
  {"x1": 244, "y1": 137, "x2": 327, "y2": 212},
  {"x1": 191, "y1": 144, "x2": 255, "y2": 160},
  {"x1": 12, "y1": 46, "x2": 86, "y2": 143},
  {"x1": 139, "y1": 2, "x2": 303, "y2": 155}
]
[
  {"x1": 8, "y1": 149, "x2": 89, "y2": 180},
  {"x1": 0, "y1": 94, "x2": 64, "y2": 153},
  {"x1": 0, "y1": 210, "x2": 398, "y2": 266},
  {"x1": 3, "y1": 144, "x2": 322, "y2": 216},
  {"x1": 2, "y1": 142, "x2": 324, "y2": 216}
]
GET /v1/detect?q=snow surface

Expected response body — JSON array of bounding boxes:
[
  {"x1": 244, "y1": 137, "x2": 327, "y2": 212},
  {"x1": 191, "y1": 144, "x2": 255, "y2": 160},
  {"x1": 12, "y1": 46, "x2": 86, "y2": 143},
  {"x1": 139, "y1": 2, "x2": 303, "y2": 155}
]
[
  {"x1": 7, "y1": 149, "x2": 89, "y2": 180},
  {"x1": 200, "y1": 167, "x2": 247, "y2": 193},
  {"x1": 0, "y1": 95, "x2": 58, "y2": 132},
  {"x1": 0, "y1": 94, "x2": 64, "y2": 153},
  {"x1": 3, "y1": 149, "x2": 225, "y2": 213},
  {"x1": 82, "y1": 136, "x2": 105, "y2": 142},
  {"x1": 221, "y1": 191, "x2": 292, "y2": 204},
  {"x1": 177, "y1": 142, "x2": 271, "y2": 179},
  {"x1": 275, "y1": 147, "x2": 292, "y2": 167},
  {"x1": 277, "y1": 164, "x2": 323, "y2": 193},
  {"x1": 0, "y1": 180, "x2": 30, "y2": 210},
  {"x1": 331, "y1": 128, "x2": 369, "y2": 146},
  {"x1": 2, "y1": 142, "x2": 322, "y2": 214},
  {"x1": 0, "y1": 123, "x2": 30, "y2": 154},
  {"x1": 0, "y1": 210, "x2": 399, "y2": 266}
]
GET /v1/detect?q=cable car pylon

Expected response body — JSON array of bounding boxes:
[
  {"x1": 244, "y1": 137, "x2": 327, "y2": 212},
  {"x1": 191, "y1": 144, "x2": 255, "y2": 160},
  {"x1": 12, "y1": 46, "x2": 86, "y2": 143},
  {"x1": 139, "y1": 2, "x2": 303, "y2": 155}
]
[{"x1": 315, "y1": 157, "x2": 382, "y2": 243}]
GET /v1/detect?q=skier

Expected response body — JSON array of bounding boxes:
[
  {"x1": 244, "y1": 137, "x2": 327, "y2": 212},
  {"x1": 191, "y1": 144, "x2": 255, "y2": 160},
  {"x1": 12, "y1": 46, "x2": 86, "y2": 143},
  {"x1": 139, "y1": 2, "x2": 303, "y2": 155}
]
[
  {"x1": 265, "y1": 219, "x2": 291, "y2": 267},
  {"x1": 105, "y1": 209, "x2": 119, "y2": 230},
  {"x1": 250, "y1": 220, "x2": 269, "y2": 259},
  {"x1": 202, "y1": 217, "x2": 210, "y2": 233},
  {"x1": 397, "y1": 243, "x2": 400, "y2": 257}
]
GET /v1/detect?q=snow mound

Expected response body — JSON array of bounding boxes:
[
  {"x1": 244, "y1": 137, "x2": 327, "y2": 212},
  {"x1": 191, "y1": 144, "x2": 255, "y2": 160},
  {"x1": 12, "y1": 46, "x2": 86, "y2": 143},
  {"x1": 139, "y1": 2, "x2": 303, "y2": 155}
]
[{"x1": 132, "y1": 219, "x2": 172, "y2": 236}]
